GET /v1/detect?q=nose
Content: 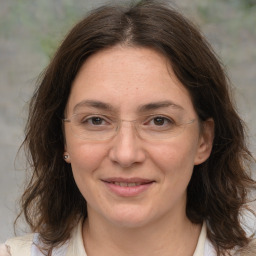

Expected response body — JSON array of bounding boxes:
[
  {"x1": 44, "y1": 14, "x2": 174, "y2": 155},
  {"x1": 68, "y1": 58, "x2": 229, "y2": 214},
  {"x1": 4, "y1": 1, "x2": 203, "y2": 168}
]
[{"x1": 109, "y1": 121, "x2": 146, "y2": 168}]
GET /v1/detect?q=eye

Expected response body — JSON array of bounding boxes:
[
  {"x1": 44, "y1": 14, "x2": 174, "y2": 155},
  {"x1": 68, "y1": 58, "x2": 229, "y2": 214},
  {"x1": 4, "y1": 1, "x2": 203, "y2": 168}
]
[
  {"x1": 152, "y1": 117, "x2": 168, "y2": 126},
  {"x1": 74, "y1": 114, "x2": 112, "y2": 127},
  {"x1": 144, "y1": 115, "x2": 175, "y2": 128},
  {"x1": 87, "y1": 116, "x2": 105, "y2": 125},
  {"x1": 82, "y1": 116, "x2": 109, "y2": 126}
]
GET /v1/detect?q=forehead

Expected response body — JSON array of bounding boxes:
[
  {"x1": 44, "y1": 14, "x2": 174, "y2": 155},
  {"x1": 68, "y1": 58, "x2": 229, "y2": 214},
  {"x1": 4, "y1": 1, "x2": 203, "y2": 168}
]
[{"x1": 66, "y1": 46, "x2": 196, "y2": 116}]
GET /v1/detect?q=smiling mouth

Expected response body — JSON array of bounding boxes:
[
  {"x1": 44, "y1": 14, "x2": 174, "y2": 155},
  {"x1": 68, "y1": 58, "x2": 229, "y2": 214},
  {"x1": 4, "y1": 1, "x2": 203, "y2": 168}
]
[
  {"x1": 107, "y1": 181, "x2": 152, "y2": 187},
  {"x1": 102, "y1": 177, "x2": 154, "y2": 185},
  {"x1": 102, "y1": 178, "x2": 155, "y2": 197}
]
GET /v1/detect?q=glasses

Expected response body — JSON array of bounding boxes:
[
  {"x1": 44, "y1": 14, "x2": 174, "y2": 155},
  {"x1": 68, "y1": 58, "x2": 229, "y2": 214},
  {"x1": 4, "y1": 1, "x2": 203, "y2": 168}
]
[{"x1": 63, "y1": 113, "x2": 196, "y2": 141}]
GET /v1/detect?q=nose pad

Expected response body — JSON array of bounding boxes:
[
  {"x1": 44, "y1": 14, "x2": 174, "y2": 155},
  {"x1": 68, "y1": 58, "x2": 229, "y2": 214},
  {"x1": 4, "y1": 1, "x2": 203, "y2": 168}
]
[
  {"x1": 109, "y1": 120, "x2": 146, "y2": 168},
  {"x1": 116, "y1": 120, "x2": 137, "y2": 133}
]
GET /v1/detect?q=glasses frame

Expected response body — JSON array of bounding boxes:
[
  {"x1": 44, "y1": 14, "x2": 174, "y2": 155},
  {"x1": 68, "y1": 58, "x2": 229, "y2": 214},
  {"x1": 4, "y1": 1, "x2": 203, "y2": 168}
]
[{"x1": 62, "y1": 113, "x2": 196, "y2": 141}]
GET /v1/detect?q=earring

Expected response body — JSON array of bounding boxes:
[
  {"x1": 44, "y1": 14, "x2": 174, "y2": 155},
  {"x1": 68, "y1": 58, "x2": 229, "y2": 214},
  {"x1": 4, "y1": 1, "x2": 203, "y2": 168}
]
[{"x1": 63, "y1": 154, "x2": 69, "y2": 160}]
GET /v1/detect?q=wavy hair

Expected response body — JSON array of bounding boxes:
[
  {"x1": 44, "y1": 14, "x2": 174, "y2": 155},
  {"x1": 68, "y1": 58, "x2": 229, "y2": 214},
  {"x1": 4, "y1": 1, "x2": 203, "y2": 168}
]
[{"x1": 17, "y1": 0, "x2": 255, "y2": 255}]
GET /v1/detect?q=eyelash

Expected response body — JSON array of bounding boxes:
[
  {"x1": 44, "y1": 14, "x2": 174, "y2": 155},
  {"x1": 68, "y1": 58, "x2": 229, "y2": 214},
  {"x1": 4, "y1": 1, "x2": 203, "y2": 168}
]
[
  {"x1": 81, "y1": 115, "x2": 111, "y2": 125},
  {"x1": 144, "y1": 115, "x2": 175, "y2": 126}
]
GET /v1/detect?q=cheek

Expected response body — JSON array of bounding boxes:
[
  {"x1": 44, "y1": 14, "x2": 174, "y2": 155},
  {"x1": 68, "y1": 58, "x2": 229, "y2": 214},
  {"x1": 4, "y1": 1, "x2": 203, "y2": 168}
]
[
  {"x1": 64, "y1": 125, "x2": 107, "y2": 168},
  {"x1": 67, "y1": 141, "x2": 108, "y2": 177},
  {"x1": 148, "y1": 138, "x2": 199, "y2": 184},
  {"x1": 66, "y1": 142, "x2": 109, "y2": 201},
  {"x1": 152, "y1": 141, "x2": 197, "y2": 167},
  {"x1": 145, "y1": 141, "x2": 198, "y2": 212}
]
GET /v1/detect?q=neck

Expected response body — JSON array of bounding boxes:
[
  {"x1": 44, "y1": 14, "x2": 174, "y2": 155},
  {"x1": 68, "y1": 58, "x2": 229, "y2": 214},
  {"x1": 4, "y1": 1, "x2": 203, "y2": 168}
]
[{"x1": 82, "y1": 209, "x2": 201, "y2": 256}]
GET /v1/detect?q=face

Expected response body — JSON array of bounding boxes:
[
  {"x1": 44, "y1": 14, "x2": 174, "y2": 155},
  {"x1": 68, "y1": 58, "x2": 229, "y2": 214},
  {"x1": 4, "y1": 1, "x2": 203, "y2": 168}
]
[{"x1": 64, "y1": 46, "x2": 213, "y2": 228}]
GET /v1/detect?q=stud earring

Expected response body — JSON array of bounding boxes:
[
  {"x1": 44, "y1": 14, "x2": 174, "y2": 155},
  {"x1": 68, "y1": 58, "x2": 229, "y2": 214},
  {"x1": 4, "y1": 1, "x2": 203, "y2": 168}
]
[{"x1": 63, "y1": 154, "x2": 69, "y2": 160}]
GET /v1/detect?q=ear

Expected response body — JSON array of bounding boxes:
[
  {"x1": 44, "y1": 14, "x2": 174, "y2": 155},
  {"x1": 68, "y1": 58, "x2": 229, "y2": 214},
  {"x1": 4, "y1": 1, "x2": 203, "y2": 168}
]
[{"x1": 194, "y1": 118, "x2": 214, "y2": 165}]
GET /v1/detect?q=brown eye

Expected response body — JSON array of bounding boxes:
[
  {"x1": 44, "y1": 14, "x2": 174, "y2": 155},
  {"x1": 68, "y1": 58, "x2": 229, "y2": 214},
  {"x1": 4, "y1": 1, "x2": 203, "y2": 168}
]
[
  {"x1": 143, "y1": 115, "x2": 175, "y2": 130},
  {"x1": 153, "y1": 117, "x2": 167, "y2": 126},
  {"x1": 91, "y1": 117, "x2": 104, "y2": 125},
  {"x1": 79, "y1": 115, "x2": 109, "y2": 126}
]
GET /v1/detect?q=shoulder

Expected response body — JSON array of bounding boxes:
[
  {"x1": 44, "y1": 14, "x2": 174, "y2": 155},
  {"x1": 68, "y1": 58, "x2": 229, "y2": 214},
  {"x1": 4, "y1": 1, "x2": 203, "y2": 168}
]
[
  {"x1": 236, "y1": 238, "x2": 256, "y2": 256},
  {"x1": 4, "y1": 233, "x2": 70, "y2": 256},
  {"x1": 4, "y1": 234, "x2": 33, "y2": 256},
  {"x1": 203, "y1": 238, "x2": 256, "y2": 256},
  {"x1": 0, "y1": 243, "x2": 11, "y2": 256}
]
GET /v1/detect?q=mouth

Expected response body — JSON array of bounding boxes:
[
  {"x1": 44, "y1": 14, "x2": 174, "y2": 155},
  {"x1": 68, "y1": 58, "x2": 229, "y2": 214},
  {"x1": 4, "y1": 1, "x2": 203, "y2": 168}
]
[
  {"x1": 109, "y1": 182, "x2": 149, "y2": 187},
  {"x1": 102, "y1": 177, "x2": 154, "y2": 186},
  {"x1": 101, "y1": 177, "x2": 155, "y2": 197}
]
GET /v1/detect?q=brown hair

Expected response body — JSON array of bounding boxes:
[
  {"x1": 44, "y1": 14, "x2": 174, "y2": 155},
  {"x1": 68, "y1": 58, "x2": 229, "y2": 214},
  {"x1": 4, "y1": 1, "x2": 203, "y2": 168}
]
[{"x1": 18, "y1": 0, "x2": 255, "y2": 255}]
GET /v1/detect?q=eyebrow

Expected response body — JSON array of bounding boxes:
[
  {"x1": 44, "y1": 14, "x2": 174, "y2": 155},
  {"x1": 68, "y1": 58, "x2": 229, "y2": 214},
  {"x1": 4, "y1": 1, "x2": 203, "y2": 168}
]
[
  {"x1": 137, "y1": 101, "x2": 184, "y2": 113},
  {"x1": 73, "y1": 99, "x2": 184, "y2": 113},
  {"x1": 73, "y1": 100, "x2": 114, "y2": 113}
]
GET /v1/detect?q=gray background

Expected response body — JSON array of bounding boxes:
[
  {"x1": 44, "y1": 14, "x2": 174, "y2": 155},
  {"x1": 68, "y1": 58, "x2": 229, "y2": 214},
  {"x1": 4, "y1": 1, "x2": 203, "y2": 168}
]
[{"x1": 1, "y1": 0, "x2": 256, "y2": 241}]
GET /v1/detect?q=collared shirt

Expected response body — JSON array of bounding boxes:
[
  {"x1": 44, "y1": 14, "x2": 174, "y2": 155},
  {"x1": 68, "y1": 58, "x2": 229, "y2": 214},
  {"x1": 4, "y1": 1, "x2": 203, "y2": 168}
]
[
  {"x1": 5, "y1": 221, "x2": 216, "y2": 256},
  {"x1": 34, "y1": 221, "x2": 216, "y2": 256}
]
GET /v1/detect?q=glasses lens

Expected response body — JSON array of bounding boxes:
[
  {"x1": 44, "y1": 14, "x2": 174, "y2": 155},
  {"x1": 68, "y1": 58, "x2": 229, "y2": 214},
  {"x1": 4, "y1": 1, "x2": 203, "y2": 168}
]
[
  {"x1": 137, "y1": 123, "x2": 186, "y2": 140},
  {"x1": 70, "y1": 113, "x2": 116, "y2": 140}
]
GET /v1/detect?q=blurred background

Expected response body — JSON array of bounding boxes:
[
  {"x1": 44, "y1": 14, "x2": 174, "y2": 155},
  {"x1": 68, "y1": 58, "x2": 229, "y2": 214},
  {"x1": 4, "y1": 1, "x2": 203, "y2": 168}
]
[{"x1": 0, "y1": 0, "x2": 256, "y2": 241}]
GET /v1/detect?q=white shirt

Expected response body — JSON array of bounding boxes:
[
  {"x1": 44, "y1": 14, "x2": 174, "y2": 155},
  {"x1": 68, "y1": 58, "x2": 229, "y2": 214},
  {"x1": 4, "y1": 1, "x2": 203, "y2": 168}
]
[{"x1": 5, "y1": 221, "x2": 216, "y2": 256}]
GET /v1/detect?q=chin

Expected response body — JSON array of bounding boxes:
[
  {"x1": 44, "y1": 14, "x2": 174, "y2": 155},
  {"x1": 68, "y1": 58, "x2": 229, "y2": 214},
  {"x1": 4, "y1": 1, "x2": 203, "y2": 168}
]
[
  {"x1": 110, "y1": 217, "x2": 150, "y2": 229},
  {"x1": 106, "y1": 206, "x2": 155, "y2": 229}
]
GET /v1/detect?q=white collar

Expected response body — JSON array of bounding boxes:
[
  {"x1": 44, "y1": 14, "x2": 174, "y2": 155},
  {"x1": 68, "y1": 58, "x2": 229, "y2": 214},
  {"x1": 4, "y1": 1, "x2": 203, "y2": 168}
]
[
  {"x1": 193, "y1": 222, "x2": 207, "y2": 256},
  {"x1": 193, "y1": 222, "x2": 216, "y2": 256},
  {"x1": 66, "y1": 220, "x2": 216, "y2": 256},
  {"x1": 66, "y1": 220, "x2": 87, "y2": 256}
]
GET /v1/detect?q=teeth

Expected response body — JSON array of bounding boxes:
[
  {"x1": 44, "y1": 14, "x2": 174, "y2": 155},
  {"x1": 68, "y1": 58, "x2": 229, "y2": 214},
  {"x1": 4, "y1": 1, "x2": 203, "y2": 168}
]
[{"x1": 113, "y1": 182, "x2": 141, "y2": 187}]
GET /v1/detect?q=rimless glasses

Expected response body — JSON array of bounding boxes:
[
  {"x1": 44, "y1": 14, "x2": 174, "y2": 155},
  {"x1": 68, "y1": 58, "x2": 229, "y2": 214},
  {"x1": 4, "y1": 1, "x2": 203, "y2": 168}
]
[{"x1": 63, "y1": 113, "x2": 196, "y2": 141}]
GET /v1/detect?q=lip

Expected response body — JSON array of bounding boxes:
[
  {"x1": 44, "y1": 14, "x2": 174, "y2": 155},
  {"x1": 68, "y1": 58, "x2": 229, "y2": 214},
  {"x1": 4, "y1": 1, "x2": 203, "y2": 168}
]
[{"x1": 101, "y1": 177, "x2": 155, "y2": 197}]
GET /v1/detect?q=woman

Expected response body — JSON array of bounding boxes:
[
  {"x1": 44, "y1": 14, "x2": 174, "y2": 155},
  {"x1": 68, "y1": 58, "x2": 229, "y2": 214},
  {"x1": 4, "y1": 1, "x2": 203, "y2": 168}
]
[{"x1": 2, "y1": 0, "x2": 256, "y2": 255}]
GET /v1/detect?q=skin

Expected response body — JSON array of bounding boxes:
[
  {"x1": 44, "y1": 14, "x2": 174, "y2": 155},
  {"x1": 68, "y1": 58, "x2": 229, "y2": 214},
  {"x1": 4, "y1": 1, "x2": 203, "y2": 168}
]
[{"x1": 64, "y1": 45, "x2": 214, "y2": 256}]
